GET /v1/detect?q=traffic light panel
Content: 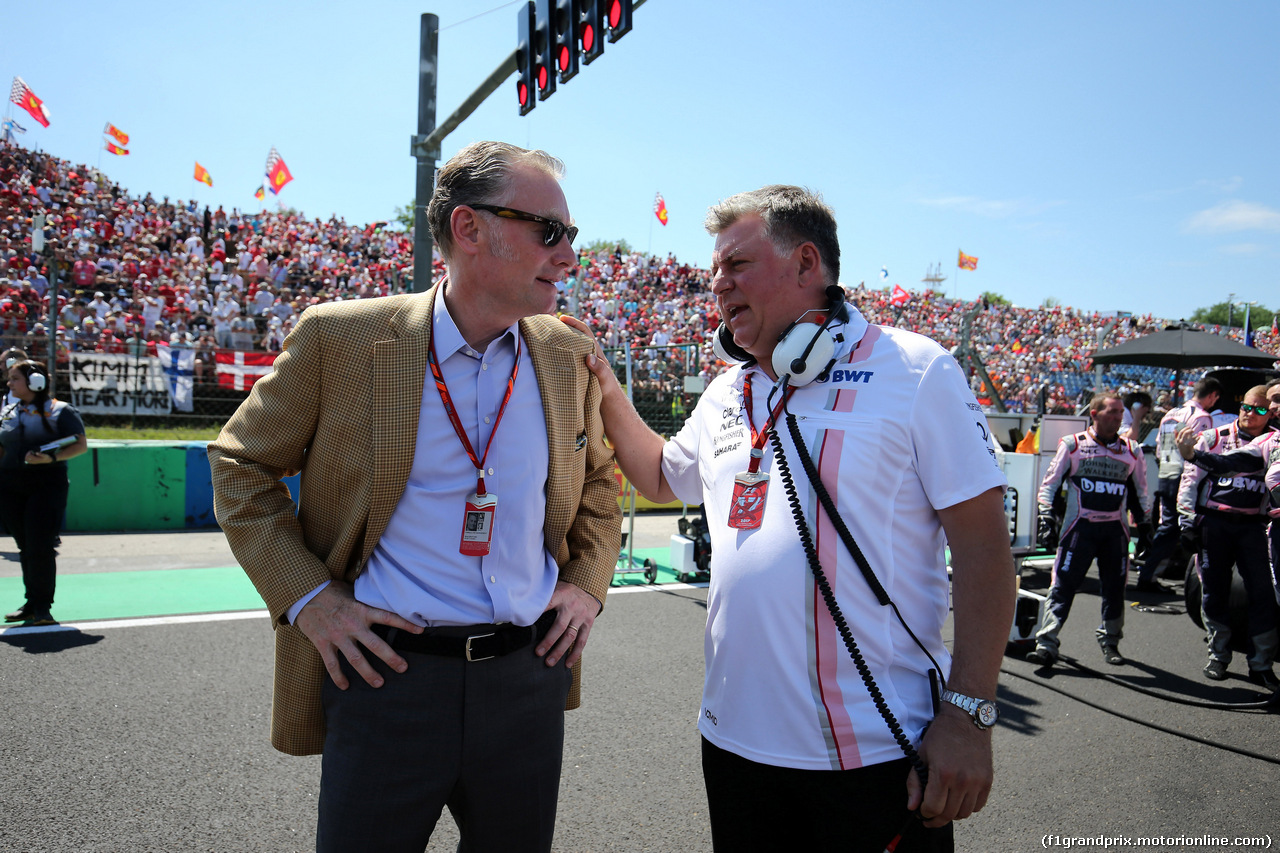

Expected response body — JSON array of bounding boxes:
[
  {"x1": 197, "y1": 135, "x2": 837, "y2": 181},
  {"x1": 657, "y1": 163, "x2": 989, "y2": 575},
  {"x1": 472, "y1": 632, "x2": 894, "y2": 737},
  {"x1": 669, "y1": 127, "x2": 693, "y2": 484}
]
[
  {"x1": 554, "y1": 0, "x2": 579, "y2": 83},
  {"x1": 535, "y1": 0, "x2": 556, "y2": 101},
  {"x1": 606, "y1": 0, "x2": 632, "y2": 43},
  {"x1": 517, "y1": 0, "x2": 633, "y2": 113},
  {"x1": 580, "y1": 0, "x2": 605, "y2": 65},
  {"x1": 516, "y1": 1, "x2": 536, "y2": 115}
]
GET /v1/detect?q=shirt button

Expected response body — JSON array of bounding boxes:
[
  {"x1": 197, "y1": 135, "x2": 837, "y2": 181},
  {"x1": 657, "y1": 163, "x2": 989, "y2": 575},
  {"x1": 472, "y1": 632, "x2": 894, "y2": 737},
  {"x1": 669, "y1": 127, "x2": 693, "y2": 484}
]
[
  {"x1": 489, "y1": 575, "x2": 496, "y2": 583},
  {"x1": 487, "y1": 468, "x2": 495, "y2": 476},
  {"x1": 482, "y1": 363, "x2": 489, "y2": 371},
  {"x1": 484, "y1": 416, "x2": 491, "y2": 424}
]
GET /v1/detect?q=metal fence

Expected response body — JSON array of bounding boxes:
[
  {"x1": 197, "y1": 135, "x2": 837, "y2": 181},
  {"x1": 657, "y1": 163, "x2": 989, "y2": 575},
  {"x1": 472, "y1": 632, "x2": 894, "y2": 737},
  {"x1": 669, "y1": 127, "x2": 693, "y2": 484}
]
[
  {"x1": 601, "y1": 342, "x2": 707, "y2": 438},
  {"x1": 26, "y1": 336, "x2": 708, "y2": 434}
]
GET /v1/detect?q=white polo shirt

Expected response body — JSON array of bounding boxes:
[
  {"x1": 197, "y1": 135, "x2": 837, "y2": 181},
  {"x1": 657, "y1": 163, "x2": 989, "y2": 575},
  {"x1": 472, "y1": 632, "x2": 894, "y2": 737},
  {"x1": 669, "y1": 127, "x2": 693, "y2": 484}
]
[{"x1": 662, "y1": 308, "x2": 1006, "y2": 770}]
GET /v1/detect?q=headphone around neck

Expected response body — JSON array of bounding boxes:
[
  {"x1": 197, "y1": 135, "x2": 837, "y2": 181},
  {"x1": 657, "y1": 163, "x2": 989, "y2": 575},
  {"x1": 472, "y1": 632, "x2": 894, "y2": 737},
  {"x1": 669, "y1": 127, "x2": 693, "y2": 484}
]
[{"x1": 713, "y1": 285, "x2": 849, "y2": 387}]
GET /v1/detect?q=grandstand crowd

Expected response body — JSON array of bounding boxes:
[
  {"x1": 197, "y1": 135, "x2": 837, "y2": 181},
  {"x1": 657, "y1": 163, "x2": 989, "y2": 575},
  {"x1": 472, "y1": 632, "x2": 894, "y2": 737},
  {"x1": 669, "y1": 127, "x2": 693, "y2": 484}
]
[{"x1": 2, "y1": 139, "x2": 1276, "y2": 414}]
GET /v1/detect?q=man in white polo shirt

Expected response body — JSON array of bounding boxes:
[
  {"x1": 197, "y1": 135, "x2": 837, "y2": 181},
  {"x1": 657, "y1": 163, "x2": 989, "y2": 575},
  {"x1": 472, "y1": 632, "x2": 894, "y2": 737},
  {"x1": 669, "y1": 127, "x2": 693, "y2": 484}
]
[{"x1": 568, "y1": 185, "x2": 1014, "y2": 851}]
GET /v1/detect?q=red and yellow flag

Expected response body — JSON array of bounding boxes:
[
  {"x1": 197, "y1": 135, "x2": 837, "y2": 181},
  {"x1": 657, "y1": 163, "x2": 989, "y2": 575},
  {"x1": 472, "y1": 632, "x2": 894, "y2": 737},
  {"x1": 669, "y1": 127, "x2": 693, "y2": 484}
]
[
  {"x1": 254, "y1": 185, "x2": 266, "y2": 201},
  {"x1": 266, "y1": 147, "x2": 294, "y2": 194},
  {"x1": 104, "y1": 122, "x2": 129, "y2": 146},
  {"x1": 194, "y1": 162, "x2": 213, "y2": 187},
  {"x1": 104, "y1": 141, "x2": 129, "y2": 156},
  {"x1": 958, "y1": 250, "x2": 978, "y2": 271},
  {"x1": 9, "y1": 77, "x2": 50, "y2": 128},
  {"x1": 654, "y1": 192, "x2": 668, "y2": 226},
  {"x1": 268, "y1": 160, "x2": 293, "y2": 192}
]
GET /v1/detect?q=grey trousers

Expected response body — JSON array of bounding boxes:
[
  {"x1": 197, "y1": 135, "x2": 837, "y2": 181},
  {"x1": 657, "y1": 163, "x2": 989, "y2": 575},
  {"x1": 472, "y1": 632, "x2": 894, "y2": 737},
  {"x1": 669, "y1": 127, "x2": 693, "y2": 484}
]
[{"x1": 317, "y1": 633, "x2": 573, "y2": 853}]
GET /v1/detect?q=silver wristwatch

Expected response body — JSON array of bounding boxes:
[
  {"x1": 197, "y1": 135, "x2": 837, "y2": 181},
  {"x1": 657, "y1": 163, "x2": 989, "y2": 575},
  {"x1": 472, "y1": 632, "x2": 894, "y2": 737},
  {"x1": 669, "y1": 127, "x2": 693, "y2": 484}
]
[{"x1": 940, "y1": 689, "x2": 998, "y2": 730}]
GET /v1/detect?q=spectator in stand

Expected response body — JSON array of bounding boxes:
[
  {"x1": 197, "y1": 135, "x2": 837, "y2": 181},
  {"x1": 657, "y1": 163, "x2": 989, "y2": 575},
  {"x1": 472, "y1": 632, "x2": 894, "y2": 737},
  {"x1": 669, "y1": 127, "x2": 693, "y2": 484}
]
[
  {"x1": 193, "y1": 333, "x2": 217, "y2": 383},
  {"x1": 72, "y1": 255, "x2": 97, "y2": 291},
  {"x1": 251, "y1": 283, "x2": 274, "y2": 318},
  {"x1": 87, "y1": 291, "x2": 111, "y2": 322},
  {"x1": 230, "y1": 313, "x2": 256, "y2": 351},
  {"x1": 24, "y1": 266, "x2": 48, "y2": 298}
]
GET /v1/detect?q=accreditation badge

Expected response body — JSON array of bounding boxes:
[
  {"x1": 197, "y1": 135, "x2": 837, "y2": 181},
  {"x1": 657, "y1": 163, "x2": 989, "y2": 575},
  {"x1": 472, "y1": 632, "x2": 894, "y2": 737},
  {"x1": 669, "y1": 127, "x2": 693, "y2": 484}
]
[
  {"x1": 459, "y1": 492, "x2": 498, "y2": 556},
  {"x1": 727, "y1": 471, "x2": 769, "y2": 530}
]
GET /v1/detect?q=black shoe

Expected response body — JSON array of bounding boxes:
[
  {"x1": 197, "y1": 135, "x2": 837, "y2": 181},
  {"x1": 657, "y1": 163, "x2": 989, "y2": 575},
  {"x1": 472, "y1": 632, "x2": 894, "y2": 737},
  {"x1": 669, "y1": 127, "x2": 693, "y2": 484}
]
[
  {"x1": 20, "y1": 611, "x2": 56, "y2": 627},
  {"x1": 5, "y1": 604, "x2": 32, "y2": 623},
  {"x1": 1203, "y1": 660, "x2": 1228, "y2": 681},
  {"x1": 1134, "y1": 579, "x2": 1169, "y2": 593},
  {"x1": 1247, "y1": 668, "x2": 1280, "y2": 691},
  {"x1": 1101, "y1": 645, "x2": 1124, "y2": 665},
  {"x1": 1025, "y1": 647, "x2": 1057, "y2": 666}
]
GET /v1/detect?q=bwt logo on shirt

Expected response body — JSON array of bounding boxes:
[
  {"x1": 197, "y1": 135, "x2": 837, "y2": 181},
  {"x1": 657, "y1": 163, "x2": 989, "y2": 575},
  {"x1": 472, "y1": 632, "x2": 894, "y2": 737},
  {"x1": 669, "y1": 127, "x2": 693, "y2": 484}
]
[
  {"x1": 819, "y1": 369, "x2": 874, "y2": 384},
  {"x1": 1217, "y1": 476, "x2": 1266, "y2": 493},
  {"x1": 1079, "y1": 478, "x2": 1126, "y2": 495}
]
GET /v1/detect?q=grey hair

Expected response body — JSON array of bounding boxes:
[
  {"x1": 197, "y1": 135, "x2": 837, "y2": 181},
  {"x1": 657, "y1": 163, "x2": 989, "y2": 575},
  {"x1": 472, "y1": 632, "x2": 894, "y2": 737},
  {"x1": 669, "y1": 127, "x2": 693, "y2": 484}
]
[
  {"x1": 427, "y1": 141, "x2": 565, "y2": 261},
  {"x1": 704, "y1": 185, "x2": 840, "y2": 286}
]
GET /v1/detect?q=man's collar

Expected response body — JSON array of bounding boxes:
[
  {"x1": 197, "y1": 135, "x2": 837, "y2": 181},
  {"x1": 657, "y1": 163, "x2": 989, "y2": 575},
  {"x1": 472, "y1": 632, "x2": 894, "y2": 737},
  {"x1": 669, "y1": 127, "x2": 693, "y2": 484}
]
[{"x1": 432, "y1": 292, "x2": 517, "y2": 358}]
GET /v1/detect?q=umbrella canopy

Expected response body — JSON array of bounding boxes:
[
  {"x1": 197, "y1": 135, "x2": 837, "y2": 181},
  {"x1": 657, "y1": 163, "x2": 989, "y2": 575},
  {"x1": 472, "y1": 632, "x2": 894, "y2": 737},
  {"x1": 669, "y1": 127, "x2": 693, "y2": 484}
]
[{"x1": 1091, "y1": 327, "x2": 1278, "y2": 370}]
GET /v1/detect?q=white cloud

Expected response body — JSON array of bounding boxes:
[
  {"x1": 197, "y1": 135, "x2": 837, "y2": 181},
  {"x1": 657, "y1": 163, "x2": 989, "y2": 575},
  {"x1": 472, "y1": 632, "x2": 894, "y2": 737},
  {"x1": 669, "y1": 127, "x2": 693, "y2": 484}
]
[
  {"x1": 1197, "y1": 176, "x2": 1243, "y2": 193},
  {"x1": 1219, "y1": 243, "x2": 1267, "y2": 255},
  {"x1": 917, "y1": 196, "x2": 1061, "y2": 218},
  {"x1": 1185, "y1": 200, "x2": 1280, "y2": 234}
]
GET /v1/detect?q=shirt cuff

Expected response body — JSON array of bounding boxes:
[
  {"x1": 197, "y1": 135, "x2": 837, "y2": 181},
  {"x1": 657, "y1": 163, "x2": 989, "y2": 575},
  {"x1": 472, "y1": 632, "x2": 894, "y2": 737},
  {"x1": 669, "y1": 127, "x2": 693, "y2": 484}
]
[{"x1": 286, "y1": 580, "x2": 330, "y2": 625}]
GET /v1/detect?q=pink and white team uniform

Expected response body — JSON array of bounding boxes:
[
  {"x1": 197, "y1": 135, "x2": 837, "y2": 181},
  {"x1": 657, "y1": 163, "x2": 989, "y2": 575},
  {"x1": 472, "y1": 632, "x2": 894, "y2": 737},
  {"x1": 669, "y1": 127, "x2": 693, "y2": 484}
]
[{"x1": 661, "y1": 307, "x2": 1006, "y2": 771}]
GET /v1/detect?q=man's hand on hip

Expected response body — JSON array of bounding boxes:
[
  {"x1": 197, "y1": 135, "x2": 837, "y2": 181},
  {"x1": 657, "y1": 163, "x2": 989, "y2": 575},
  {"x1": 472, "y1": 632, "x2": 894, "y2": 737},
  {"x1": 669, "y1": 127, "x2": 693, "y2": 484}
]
[
  {"x1": 295, "y1": 581, "x2": 423, "y2": 690},
  {"x1": 537, "y1": 580, "x2": 600, "y2": 668},
  {"x1": 905, "y1": 707, "x2": 994, "y2": 828}
]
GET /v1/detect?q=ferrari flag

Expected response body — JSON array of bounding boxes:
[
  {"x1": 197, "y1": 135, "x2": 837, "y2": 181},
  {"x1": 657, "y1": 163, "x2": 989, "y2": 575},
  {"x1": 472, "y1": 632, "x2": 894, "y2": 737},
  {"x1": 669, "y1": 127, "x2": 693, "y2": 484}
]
[
  {"x1": 958, "y1": 250, "x2": 978, "y2": 271},
  {"x1": 104, "y1": 142, "x2": 129, "y2": 156},
  {"x1": 9, "y1": 77, "x2": 50, "y2": 128},
  {"x1": 265, "y1": 146, "x2": 293, "y2": 194},
  {"x1": 194, "y1": 162, "x2": 213, "y2": 187},
  {"x1": 654, "y1": 193, "x2": 668, "y2": 226},
  {"x1": 104, "y1": 122, "x2": 129, "y2": 146},
  {"x1": 890, "y1": 284, "x2": 911, "y2": 306}
]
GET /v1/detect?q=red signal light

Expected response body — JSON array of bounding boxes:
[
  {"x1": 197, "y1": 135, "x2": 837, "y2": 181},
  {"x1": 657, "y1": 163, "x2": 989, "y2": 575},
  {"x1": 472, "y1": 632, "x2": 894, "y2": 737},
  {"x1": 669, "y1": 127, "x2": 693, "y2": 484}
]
[
  {"x1": 518, "y1": 82, "x2": 530, "y2": 107},
  {"x1": 558, "y1": 45, "x2": 570, "y2": 71},
  {"x1": 608, "y1": 0, "x2": 620, "y2": 27},
  {"x1": 582, "y1": 23, "x2": 595, "y2": 54},
  {"x1": 538, "y1": 65, "x2": 549, "y2": 89}
]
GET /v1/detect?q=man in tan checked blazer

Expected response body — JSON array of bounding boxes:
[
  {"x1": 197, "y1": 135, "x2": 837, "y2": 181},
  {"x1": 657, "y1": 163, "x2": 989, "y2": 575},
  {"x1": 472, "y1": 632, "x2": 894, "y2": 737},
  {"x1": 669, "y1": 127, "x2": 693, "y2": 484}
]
[{"x1": 209, "y1": 141, "x2": 620, "y2": 852}]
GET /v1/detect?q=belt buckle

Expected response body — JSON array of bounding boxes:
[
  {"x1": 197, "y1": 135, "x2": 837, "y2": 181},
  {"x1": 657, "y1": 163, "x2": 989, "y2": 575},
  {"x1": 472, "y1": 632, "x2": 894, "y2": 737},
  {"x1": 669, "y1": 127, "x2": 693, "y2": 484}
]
[{"x1": 465, "y1": 631, "x2": 496, "y2": 662}]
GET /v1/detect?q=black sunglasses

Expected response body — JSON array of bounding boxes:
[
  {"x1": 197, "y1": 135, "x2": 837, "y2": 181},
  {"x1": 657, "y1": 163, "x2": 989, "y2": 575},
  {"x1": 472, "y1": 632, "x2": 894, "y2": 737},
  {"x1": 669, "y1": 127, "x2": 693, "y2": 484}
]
[
  {"x1": 469, "y1": 204, "x2": 577, "y2": 247},
  {"x1": 1240, "y1": 403, "x2": 1269, "y2": 416}
]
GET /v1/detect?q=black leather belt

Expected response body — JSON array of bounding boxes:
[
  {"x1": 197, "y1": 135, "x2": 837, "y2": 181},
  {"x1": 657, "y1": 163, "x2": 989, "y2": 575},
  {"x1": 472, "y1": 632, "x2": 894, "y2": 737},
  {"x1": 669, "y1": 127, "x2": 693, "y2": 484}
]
[{"x1": 371, "y1": 610, "x2": 556, "y2": 662}]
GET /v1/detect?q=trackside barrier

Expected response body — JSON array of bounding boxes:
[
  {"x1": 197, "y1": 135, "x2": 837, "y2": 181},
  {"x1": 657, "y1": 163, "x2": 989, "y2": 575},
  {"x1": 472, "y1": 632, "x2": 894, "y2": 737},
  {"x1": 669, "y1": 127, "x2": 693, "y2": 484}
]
[{"x1": 60, "y1": 441, "x2": 678, "y2": 532}]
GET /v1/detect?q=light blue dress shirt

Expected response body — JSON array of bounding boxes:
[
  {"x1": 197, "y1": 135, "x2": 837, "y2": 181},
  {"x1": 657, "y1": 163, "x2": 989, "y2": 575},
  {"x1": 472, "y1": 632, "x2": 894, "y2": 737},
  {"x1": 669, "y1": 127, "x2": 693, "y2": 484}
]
[{"x1": 291, "y1": 296, "x2": 558, "y2": 628}]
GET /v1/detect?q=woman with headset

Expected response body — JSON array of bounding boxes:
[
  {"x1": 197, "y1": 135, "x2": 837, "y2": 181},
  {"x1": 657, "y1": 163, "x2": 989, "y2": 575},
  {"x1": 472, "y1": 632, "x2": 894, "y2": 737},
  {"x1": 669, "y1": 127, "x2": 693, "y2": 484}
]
[{"x1": 1, "y1": 360, "x2": 87, "y2": 627}]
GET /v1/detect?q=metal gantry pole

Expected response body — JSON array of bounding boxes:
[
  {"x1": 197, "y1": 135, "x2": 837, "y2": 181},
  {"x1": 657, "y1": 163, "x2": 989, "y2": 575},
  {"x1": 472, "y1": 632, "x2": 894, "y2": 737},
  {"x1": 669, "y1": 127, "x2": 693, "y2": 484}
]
[{"x1": 410, "y1": 14, "x2": 439, "y2": 294}]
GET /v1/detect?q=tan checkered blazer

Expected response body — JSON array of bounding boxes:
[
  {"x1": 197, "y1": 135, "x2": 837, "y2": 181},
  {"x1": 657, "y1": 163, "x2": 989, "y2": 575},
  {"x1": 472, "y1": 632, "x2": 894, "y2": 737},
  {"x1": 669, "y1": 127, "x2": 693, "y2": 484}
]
[{"x1": 208, "y1": 285, "x2": 621, "y2": 756}]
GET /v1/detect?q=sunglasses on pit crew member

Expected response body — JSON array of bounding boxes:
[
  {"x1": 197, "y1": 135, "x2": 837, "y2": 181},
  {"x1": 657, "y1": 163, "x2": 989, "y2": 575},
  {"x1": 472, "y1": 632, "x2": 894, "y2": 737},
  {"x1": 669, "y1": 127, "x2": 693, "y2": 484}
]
[
  {"x1": 468, "y1": 204, "x2": 578, "y2": 247},
  {"x1": 1240, "y1": 403, "x2": 1269, "y2": 416}
]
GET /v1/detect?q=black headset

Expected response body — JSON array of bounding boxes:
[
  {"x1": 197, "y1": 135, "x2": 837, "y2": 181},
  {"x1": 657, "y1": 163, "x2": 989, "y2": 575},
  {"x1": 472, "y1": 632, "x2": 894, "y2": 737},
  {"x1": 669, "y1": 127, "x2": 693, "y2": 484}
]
[{"x1": 713, "y1": 285, "x2": 849, "y2": 387}]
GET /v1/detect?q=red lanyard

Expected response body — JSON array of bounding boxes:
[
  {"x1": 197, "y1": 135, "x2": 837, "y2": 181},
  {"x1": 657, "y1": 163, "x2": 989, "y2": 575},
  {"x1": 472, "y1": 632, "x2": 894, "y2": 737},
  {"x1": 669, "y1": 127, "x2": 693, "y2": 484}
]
[
  {"x1": 427, "y1": 331, "x2": 521, "y2": 496},
  {"x1": 741, "y1": 373, "x2": 796, "y2": 474}
]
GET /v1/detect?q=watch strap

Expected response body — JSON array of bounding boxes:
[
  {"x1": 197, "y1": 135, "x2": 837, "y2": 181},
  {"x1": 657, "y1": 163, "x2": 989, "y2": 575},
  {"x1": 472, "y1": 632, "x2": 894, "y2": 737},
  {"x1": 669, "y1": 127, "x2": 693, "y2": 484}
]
[{"x1": 940, "y1": 688, "x2": 996, "y2": 729}]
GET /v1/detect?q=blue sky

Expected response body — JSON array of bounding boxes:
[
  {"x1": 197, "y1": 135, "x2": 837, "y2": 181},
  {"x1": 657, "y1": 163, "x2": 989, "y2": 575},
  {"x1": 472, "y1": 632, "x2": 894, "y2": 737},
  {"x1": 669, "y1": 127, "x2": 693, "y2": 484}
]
[{"x1": 4, "y1": 0, "x2": 1277, "y2": 320}]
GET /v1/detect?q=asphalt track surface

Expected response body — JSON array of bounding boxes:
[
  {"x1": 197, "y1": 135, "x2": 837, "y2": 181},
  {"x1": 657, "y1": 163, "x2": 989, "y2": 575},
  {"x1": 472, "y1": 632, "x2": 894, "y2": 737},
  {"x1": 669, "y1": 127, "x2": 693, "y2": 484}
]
[{"x1": 2, "y1": 516, "x2": 1278, "y2": 852}]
